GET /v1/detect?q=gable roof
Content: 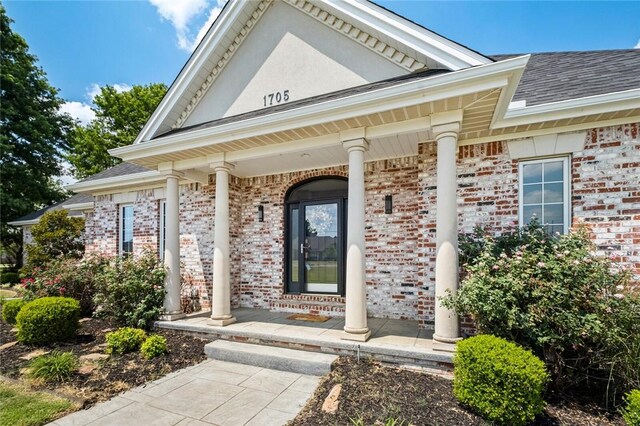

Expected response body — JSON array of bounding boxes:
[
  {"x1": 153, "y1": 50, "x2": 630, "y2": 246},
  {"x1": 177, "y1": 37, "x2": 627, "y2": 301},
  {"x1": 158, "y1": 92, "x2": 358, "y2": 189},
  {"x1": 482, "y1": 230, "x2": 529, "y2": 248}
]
[
  {"x1": 491, "y1": 49, "x2": 640, "y2": 106},
  {"x1": 135, "y1": 0, "x2": 493, "y2": 144},
  {"x1": 9, "y1": 193, "x2": 94, "y2": 225},
  {"x1": 77, "y1": 162, "x2": 151, "y2": 183}
]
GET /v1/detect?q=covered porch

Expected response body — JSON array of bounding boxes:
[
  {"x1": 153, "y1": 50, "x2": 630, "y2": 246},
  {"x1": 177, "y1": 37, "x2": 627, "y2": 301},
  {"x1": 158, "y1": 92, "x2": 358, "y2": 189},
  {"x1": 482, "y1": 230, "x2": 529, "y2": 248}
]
[{"x1": 156, "y1": 308, "x2": 453, "y2": 370}]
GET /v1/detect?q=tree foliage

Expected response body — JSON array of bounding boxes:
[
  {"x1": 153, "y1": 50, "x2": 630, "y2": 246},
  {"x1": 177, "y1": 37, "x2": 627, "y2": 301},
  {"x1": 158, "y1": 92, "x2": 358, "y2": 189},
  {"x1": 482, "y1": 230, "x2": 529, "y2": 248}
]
[
  {"x1": 66, "y1": 83, "x2": 167, "y2": 178},
  {"x1": 0, "y1": 6, "x2": 71, "y2": 265},
  {"x1": 23, "y1": 210, "x2": 85, "y2": 271}
]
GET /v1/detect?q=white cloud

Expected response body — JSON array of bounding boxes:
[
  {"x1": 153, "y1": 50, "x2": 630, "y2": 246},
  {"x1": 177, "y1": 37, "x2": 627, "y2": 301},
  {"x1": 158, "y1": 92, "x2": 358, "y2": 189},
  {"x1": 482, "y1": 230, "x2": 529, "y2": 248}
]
[
  {"x1": 60, "y1": 101, "x2": 95, "y2": 125},
  {"x1": 112, "y1": 83, "x2": 133, "y2": 93},
  {"x1": 86, "y1": 82, "x2": 132, "y2": 102},
  {"x1": 635, "y1": 38, "x2": 640, "y2": 49},
  {"x1": 149, "y1": 0, "x2": 227, "y2": 52}
]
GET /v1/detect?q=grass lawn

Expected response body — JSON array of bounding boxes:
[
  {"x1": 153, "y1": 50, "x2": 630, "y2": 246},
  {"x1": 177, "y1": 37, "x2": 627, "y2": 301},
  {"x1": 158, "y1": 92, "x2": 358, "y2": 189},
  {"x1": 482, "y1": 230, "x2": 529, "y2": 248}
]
[{"x1": 0, "y1": 380, "x2": 76, "y2": 426}]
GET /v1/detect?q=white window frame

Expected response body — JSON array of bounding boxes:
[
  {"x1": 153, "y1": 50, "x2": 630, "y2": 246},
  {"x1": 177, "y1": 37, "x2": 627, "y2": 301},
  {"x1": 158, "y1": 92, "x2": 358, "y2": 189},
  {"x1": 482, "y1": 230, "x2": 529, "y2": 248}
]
[
  {"x1": 119, "y1": 204, "x2": 134, "y2": 256},
  {"x1": 159, "y1": 200, "x2": 166, "y2": 260},
  {"x1": 518, "y1": 156, "x2": 571, "y2": 234}
]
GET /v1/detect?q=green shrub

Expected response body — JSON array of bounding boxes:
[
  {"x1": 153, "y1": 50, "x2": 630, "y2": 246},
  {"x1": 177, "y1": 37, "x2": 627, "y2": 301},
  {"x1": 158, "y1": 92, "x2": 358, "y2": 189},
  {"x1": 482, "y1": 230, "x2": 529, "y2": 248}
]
[
  {"x1": 93, "y1": 250, "x2": 166, "y2": 330},
  {"x1": 2, "y1": 299, "x2": 26, "y2": 324},
  {"x1": 21, "y1": 255, "x2": 107, "y2": 316},
  {"x1": 0, "y1": 271, "x2": 20, "y2": 284},
  {"x1": 28, "y1": 351, "x2": 78, "y2": 383},
  {"x1": 444, "y1": 223, "x2": 639, "y2": 401},
  {"x1": 453, "y1": 335, "x2": 548, "y2": 425},
  {"x1": 105, "y1": 327, "x2": 147, "y2": 355},
  {"x1": 16, "y1": 297, "x2": 80, "y2": 345},
  {"x1": 622, "y1": 390, "x2": 640, "y2": 426},
  {"x1": 140, "y1": 335, "x2": 167, "y2": 359}
]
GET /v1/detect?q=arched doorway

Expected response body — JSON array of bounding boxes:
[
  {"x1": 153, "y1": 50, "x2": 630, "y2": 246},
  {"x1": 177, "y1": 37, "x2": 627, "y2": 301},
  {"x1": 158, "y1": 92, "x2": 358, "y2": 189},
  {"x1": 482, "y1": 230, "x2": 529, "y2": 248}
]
[{"x1": 285, "y1": 177, "x2": 348, "y2": 295}]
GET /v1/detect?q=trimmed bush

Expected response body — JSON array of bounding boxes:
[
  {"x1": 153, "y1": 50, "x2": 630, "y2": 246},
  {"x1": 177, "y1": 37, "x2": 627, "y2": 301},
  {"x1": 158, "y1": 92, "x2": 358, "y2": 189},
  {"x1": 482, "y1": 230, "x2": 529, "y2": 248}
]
[
  {"x1": 140, "y1": 335, "x2": 167, "y2": 359},
  {"x1": 16, "y1": 297, "x2": 80, "y2": 346},
  {"x1": 453, "y1": 335, "x2": 549, "y2": 425},
  {"x1": 0, "y1": 271, "x2": 20, "y2": 285},
  {"x1": 28, "y1": 351, "x2": 78, "y2": 383},
  {"x1": 2, "y1": 299, "x2": 26, "y2": 324},
  {"x1": 622, "y1": 389, "x2": 640, "y2": 426},
  {"x1": 105, "y1": 327, "x2": 147, "y2": 355}
]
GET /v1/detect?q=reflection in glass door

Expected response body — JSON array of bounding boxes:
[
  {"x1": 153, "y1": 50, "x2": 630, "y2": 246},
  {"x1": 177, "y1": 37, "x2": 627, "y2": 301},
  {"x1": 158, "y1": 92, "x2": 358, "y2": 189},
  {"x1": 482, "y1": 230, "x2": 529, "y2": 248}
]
[{"x1": 303, "y1": 203, "x2": 339, "y2": 293}]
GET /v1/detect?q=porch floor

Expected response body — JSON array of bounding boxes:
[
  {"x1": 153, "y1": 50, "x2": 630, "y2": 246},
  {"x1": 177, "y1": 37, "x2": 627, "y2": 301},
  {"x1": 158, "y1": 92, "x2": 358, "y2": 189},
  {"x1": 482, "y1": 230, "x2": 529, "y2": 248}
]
[{"x1": 156, "y1": 308, "x2": 453, "y2": 370}]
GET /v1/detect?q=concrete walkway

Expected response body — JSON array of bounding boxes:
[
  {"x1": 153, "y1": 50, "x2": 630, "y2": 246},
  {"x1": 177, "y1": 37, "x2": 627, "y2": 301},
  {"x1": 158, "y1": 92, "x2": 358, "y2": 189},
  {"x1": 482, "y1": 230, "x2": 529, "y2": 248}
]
[{"x1": 49, "y1": 359, "x2": 320, "y2": 426}]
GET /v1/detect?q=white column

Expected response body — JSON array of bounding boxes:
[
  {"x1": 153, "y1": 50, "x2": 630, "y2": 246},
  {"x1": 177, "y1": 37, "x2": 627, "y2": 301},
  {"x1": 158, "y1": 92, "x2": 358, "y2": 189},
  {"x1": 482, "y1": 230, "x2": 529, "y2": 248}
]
[
  {"x1": 209, "y1": 162, "x2": 236, "y2": 326},
  {"x1": 342, "y1": 138, "x2": 371, "y2": 342},
  {"x1": 162, "y1": 173, "x2": 185, "y2": 320},
  {"x1": 433, "y1": 125, "x2": 462, "y2": 349}
]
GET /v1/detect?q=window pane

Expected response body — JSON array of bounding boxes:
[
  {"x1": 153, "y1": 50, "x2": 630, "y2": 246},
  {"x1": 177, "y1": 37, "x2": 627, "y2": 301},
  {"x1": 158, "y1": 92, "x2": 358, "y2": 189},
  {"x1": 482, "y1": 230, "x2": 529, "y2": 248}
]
[
  {"x1": 544, "y1": 204, "x2": 564, "y2": 225},
  {"x1": 122, "y1": 206, "x2": 133, "y2": 254},
  {"x1": 523, "y1": 163, "x2": 542, "y2": 184},
  {"x1": 547, "y1": 224, "x2": 564, "y2": 235},
  {"x1": 544, "y1": 183, "x2": 563, "y2": 203},
  {"x1": 544, "y1": 161, "x2": 564, "y2": 182},
  {"x1": 523, "y1": 205, "x2": 542, "y2": 223},
  {"x1": 523, "y1": 184, "x2": 542, "y2": 204},
  {"x1": 290, "y1": 208, "x2": 299, "y2": 284}
]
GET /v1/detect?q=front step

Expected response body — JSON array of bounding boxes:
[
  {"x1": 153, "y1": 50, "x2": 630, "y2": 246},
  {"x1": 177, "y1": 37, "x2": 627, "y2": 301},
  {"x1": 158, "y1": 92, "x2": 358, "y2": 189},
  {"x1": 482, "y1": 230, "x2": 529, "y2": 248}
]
[{"x1": 205, "y1": 340, "x2": 338, "y2": 376}]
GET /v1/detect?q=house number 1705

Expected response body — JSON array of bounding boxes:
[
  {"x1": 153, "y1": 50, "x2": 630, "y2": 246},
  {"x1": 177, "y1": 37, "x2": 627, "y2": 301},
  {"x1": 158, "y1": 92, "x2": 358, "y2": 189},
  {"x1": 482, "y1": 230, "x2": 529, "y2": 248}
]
[{"x1": 263, "y1": 90, "x2": 290, "y2": 107}]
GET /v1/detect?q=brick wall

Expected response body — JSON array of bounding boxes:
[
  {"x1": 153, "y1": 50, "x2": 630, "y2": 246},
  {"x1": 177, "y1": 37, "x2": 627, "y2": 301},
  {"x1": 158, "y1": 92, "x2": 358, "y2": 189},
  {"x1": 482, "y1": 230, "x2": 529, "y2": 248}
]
[{"x1": 82, "y1": 122, "x2": 639, "y2": 328}]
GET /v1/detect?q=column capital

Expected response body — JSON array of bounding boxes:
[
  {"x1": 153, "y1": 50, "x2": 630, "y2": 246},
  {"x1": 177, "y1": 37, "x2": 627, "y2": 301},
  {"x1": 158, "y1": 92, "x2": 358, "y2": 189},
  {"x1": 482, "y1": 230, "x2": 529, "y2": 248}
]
[
  {"x1": 210, "y1": 161, "x2": 235, "y2": 172},
  {"x1": 432, "y1": 123, "x2": 461, "y2": 141},
  {"x1": 160, "y1": 170, "x2": 184, "y2": 180},
  {"x1": 342, "y1": 138, "x2": 370, "y2": 153}
]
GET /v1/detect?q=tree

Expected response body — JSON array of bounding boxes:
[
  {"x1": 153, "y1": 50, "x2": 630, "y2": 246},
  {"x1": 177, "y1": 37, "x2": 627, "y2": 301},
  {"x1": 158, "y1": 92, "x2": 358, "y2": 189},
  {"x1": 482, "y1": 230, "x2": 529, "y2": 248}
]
[
  {"x1": 67, "y1": 83, "x2": 167, "y2": 178},
  {"x1": 0, "y1": 6, "x2": 71, "y2": 267},
  {"x1": 23, "y1": 210, "x2": 85, "y2": 272}
]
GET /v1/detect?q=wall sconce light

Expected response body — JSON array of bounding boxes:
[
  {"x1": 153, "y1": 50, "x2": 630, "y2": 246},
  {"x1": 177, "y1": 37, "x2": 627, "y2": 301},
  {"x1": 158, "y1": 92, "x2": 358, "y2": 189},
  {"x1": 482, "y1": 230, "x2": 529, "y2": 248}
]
[
  {"x1": 258, "y1": 205, "x2": 264, "y2": 222},
  {"x1": 385, "y1": 195, "x2": 393, "y2": 214}
]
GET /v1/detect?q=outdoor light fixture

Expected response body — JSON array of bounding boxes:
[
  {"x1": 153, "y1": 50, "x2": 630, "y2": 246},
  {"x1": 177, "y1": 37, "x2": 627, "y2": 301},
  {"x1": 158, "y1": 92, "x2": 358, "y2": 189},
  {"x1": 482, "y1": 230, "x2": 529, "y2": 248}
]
[
  {"x1": 385, "y1": 195, "x2": 393, "y2": 214},
  {"x1": 258, "y1": 205, "x2": 264, "y2": 222}
]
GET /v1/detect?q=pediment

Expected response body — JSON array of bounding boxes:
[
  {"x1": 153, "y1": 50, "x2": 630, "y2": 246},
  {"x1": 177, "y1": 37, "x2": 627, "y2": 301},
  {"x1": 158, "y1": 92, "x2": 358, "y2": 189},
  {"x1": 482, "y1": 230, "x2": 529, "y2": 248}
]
[{"x1": 139, "y1": 0, "x2": 493, "y2": 142}]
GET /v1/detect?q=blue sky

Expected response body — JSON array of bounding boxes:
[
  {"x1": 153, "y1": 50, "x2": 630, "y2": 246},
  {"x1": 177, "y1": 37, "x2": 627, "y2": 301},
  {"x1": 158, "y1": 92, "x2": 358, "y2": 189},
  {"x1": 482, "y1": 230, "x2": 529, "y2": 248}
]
[{"x1": 4, "y1": 0, "x2": 640, "y2": 125}]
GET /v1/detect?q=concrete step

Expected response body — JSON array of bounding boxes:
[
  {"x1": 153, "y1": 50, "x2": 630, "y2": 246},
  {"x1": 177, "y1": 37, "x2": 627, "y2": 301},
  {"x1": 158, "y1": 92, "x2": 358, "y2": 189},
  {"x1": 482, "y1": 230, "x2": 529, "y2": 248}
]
[{"x1": 205, "y1": 340, "x2": 337, "y2": 376}]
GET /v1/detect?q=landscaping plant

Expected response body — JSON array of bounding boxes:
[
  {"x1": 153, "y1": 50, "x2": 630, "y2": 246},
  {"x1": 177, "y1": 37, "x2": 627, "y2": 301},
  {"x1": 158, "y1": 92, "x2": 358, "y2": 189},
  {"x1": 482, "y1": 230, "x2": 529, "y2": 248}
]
[
  {"x1": 21, "y1": 255, "x2": 107, "y2": 316},
  {"x1": 105, "y1": 327, "x2": 147, "y2": 355},
  {"x1": 16, "y1": 297, "x2": 80, "y2": 345},
  {"x1": 140, "y1": 335, "x2": 168, "y2": 359},
  {"x1": 453, "y1": 335, "x2": 549, "y2": 425},
  {"x1": 28, "y1": 351, "x2": 78, "y2": 383},
  {"x1": 1, "y1": 299, "x2": 26, "y2": 324},
  {"x1": 621, "y1": 390, "x2": 640, "y2": 426},
  {"x1": 93, "y1": 250, "x2": 166, "y2": 330},
  {"x1": 444, "y1": 223, "x2": 639, "y2": 403},
  {"x1": 0, "y1": 271, "x2": 19, "y2": 285}
]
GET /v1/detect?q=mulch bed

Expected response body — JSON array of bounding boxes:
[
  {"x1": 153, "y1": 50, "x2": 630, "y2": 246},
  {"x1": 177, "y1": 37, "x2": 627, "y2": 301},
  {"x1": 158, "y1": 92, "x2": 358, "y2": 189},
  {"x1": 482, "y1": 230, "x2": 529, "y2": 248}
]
[
  {"x1": 290, "y1": 357, "x2": 624, "y2": 426},
  {"x1": 0, "y1": 317, "x2": 207, "y2": 407}
]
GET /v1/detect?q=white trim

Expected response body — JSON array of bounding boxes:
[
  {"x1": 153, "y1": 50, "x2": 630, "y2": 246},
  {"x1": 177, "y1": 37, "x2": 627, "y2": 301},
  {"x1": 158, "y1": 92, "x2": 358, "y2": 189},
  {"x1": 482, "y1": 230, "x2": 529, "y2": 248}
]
[
  {"x1": 119, "y1": 204, "x2": 134, "y2": 256},
  {"x1": 67, "y1": 171, "x2": 164, "y2": 193},
  {"x1": 7, "y1": 219, "x2": 40, "y2": 227},
  {"x1": 518, "y1": 156, "x2": 571, "y2": 234},
  {"x1": 65, "y1": 202, "x2": 95, "y2": 211},
  {"x1": 112, "y1": 56, "x2": 529, "y2": 162}
]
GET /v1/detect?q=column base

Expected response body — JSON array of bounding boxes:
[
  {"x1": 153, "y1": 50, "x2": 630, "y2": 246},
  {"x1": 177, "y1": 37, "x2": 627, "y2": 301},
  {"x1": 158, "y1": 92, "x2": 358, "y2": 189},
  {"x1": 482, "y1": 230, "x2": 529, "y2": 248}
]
[
  {"x1": 159, "y1": 312, "x2": 186, "y2": 321},
  {"x1": 433, "y1": 333, "x2": 462, "y2": 352},
  {"x1": 208, "y1": 316, "x2": 237, "y2": 326},
  {"x1": 341, "y1": 327, "x2": 371, "y2": 342}
]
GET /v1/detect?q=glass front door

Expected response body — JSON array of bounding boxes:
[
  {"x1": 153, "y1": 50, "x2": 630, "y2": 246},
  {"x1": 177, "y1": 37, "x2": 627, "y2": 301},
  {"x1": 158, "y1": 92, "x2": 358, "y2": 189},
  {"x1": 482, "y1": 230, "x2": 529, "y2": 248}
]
[{"x1": 287, "y1": 200, "x2": 344, "y2": 295}]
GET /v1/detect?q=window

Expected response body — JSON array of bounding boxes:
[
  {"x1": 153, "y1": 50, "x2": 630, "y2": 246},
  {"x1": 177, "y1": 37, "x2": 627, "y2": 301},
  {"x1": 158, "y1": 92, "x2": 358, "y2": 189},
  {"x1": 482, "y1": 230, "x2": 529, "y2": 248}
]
[
  {"x1": 119, "y1": 205, "x2": 134, "y2": 255},
  {"x1": 519, "y1": 157, "x2": 570, "y2": 234},
  {"x1": 159, "y1": 200, "x2": 166, "y2": 259}
]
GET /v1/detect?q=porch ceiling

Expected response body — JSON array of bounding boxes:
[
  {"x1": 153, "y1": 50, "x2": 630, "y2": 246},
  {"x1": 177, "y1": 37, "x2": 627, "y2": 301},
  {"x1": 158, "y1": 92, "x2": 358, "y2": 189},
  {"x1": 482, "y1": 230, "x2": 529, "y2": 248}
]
[{"x1": 126, "y1": 88, "x2": 501, "y2": 170}]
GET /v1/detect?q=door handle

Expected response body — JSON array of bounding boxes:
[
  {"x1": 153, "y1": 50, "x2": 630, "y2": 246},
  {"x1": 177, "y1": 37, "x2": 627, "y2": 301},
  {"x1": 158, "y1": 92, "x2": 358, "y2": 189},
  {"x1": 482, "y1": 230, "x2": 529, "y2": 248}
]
[{"x1": 300, "y1": 243, "x2": 309, "y2": 254}]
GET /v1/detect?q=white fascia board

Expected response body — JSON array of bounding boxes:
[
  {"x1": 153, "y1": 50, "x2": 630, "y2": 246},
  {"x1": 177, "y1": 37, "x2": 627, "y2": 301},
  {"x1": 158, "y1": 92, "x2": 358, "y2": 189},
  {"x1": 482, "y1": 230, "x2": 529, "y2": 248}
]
[
  {"x1": 331, "y1": 0, "x2": 491, "y2": 70},
  {"x1": 67, "y1": 171, "x2": 164, "y2": 194},
  {"x1": 493, "y1": 88, "x2": 640, "y2": 128},
  {"x1": 7, "y1": 219, "x2": 39, "y2": 227},
  {"x1": 134, "y1": 1, "x2": 249, "y2": 144},
  {"x1": 65, "y1": 202, "x2": 95, "y2": 211},
  {"x1": 112, "y1": 55, "x2": 529, "y2": 162}
]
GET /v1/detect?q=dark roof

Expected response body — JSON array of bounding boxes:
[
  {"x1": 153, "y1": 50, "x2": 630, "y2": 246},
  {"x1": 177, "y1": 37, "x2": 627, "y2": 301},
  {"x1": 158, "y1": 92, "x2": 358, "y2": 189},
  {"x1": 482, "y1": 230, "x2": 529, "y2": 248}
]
[
  {"x1": 156, "y1": 69, "x2": 451, "y2": 139},
  {"x1": 491, "y1": 49, "x2": 640, "y2": 106},
  {"x1": 78, "y1": 162, "x2": 151, "y2": 183},
  {"x1": 10, "y1": 193, "x2": 94, "y2": 224}
]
